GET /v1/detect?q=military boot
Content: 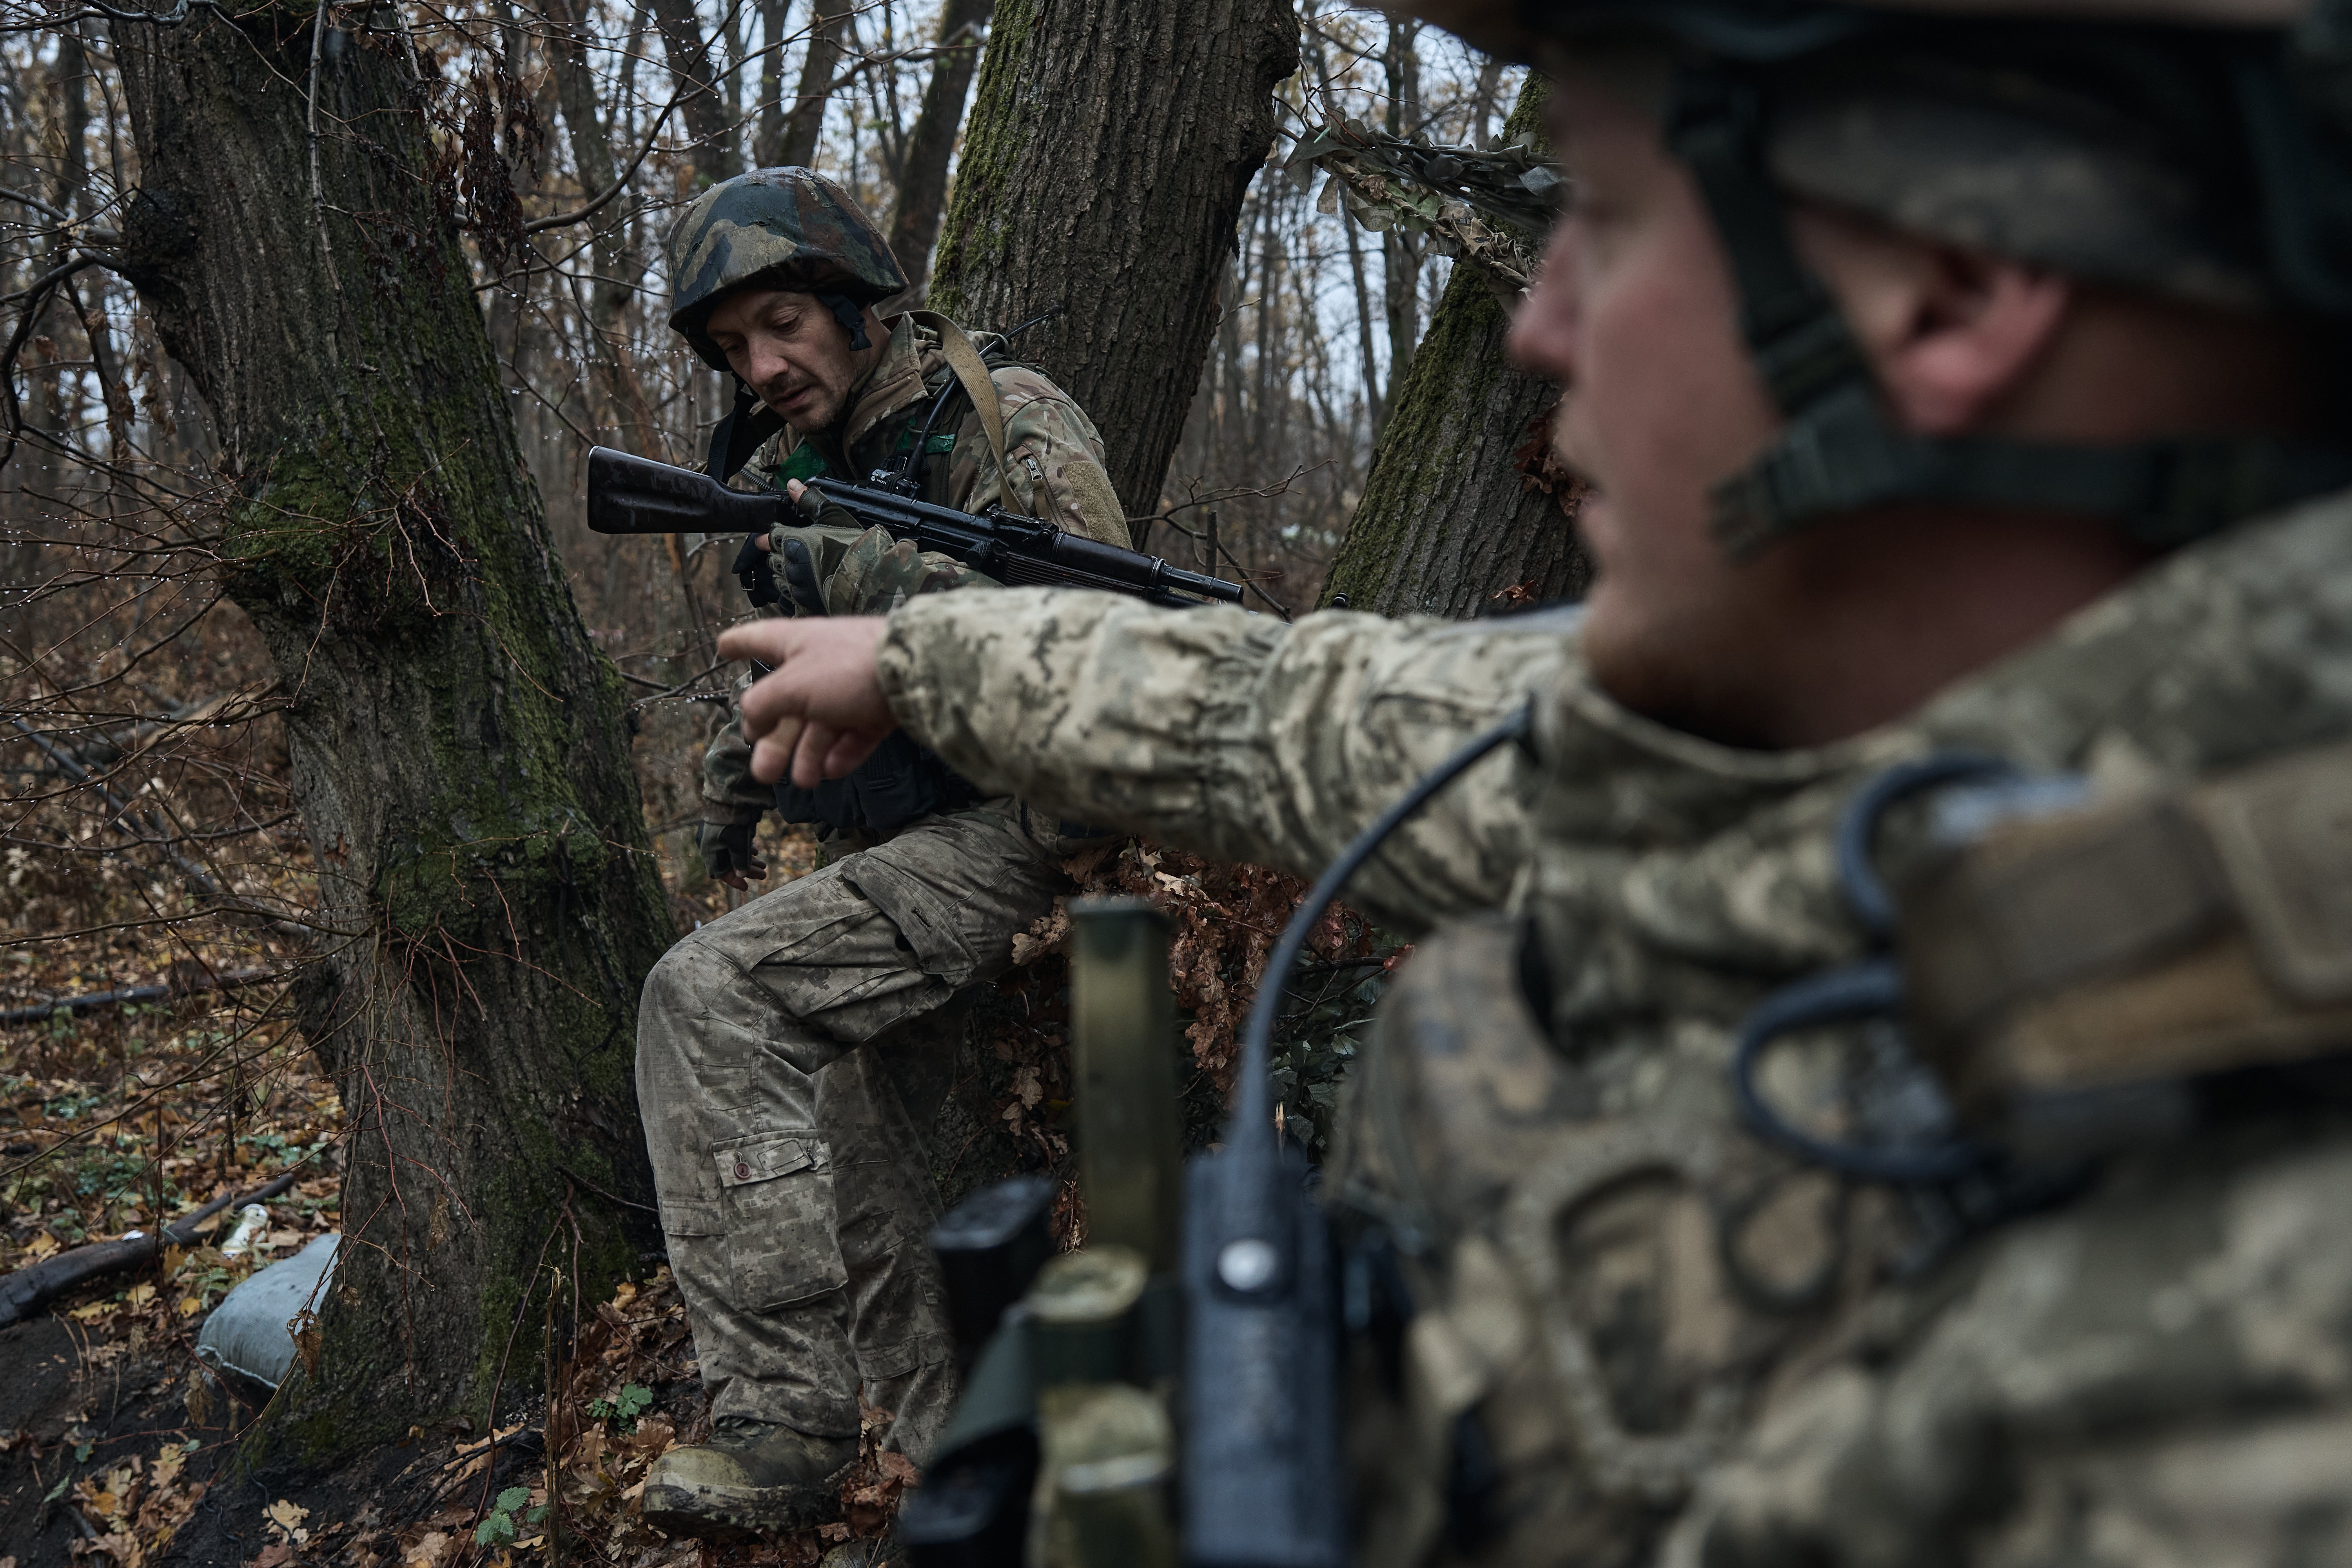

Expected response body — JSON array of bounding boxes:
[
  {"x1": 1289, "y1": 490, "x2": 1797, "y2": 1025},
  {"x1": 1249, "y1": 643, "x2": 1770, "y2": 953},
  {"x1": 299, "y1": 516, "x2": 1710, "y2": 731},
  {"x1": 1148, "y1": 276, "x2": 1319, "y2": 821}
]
[{"x1": 641, "y1": 1419, "x2": 859, "y2": 1539}]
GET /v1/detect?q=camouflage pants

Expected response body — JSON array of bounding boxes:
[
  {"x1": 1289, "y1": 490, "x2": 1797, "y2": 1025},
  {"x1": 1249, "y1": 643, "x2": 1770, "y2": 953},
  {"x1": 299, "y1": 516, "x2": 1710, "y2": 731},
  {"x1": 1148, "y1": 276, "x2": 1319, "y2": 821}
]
[{"x1": 635, "y1": 800, "x2": 1087, "y2": 1457}]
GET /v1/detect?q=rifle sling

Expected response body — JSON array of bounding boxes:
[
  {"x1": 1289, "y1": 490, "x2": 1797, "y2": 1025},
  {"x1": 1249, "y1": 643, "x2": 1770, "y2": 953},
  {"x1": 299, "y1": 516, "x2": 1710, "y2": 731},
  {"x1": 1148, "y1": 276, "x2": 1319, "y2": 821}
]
[{"x1": 909, "y1": 309, "x2": 1014, "y2": 499}]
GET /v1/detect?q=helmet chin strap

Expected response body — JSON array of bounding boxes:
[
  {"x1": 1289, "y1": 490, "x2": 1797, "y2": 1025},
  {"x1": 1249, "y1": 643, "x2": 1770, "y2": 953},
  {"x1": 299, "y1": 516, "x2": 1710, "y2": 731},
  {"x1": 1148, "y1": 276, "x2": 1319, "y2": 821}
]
[
  {"x1": 707, "y1": 378, "x2": 786, "y2": 483},
  {"x1": 814, "y1": 290, "x2": 873, "y2": 351},
  {"x1": 1663, "y1": 59, "x2": 2352, "y2": 559}
]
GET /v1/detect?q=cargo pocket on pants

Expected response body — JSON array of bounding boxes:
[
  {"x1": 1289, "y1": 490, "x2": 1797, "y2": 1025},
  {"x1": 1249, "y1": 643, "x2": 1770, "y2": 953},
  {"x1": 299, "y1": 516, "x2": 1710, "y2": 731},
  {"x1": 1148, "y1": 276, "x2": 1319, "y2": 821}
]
[{"x1": 715, "y1": 1129, "x2": 849, "y2": 1311}]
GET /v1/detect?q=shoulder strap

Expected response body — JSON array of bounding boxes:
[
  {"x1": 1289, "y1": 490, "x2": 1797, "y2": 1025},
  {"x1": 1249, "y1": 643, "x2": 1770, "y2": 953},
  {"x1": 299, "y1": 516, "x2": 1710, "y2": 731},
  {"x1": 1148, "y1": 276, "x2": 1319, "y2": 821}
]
[
  {"x1": 909, "y1": 309, "x2": 1013, "y2": 497},
  {"x1": 708, "y1": 377, "x2": 786, "y2": 483},
  {"x1": 1899, "y1": 738, "x2": 2352, "y2": 1109}
]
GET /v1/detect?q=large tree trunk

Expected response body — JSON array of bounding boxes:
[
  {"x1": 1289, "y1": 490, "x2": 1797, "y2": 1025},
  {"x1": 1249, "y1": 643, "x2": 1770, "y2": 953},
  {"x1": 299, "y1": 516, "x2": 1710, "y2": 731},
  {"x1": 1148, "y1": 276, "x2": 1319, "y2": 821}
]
[
  {"x1": 884, "y1": 0, "x2": 991, "y2": 301},
  {"x1": 927, "y1": 0, "x2": 1300, "y2": 523},
  {"x1": 1319, "y1": 81, "x2": 1589, "y2": 618},
  {"x1": 113, "y1": 4, "x2": 671, "y2": 1450}
]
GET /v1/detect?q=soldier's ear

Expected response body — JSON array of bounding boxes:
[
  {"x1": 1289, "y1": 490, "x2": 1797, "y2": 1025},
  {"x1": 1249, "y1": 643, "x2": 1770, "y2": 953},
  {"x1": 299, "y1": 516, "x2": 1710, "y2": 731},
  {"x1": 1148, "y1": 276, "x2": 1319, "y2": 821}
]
[{"x1": 1792, "y1": 203, "x2": 2071, "y2": 438}]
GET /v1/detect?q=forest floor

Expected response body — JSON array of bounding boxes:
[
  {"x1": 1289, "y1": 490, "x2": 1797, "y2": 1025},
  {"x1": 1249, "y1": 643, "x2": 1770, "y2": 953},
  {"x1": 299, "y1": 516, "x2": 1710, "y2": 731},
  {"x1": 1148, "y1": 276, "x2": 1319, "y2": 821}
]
[
  {"x1": 0, "y1": 690, "x2": 858, "y2": 1568},
  {"x1": 3, "y1": 668, "x2": 1385, "y2": 1568}
]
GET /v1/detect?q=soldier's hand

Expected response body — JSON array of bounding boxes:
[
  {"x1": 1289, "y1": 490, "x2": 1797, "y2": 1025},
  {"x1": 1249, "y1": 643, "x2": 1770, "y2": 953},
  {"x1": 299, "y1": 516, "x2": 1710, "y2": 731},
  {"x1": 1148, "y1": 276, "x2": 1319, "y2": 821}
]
[
  {"x1": 782, "y1": 477, "x2": 863, "y2": 532},
  {"x1": 717, "y1": 617, "x2": 895, "y2": 788},
  {"x1": 699, "y1": 819, "x2": 768, "y2": 889}
]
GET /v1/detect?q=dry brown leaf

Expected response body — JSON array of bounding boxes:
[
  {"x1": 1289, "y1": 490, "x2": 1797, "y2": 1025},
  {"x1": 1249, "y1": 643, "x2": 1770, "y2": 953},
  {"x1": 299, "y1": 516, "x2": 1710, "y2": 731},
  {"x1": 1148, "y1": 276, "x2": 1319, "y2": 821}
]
[
  {"x1": 288, "y1": 1309, "x2": 322, "y2": 1383},
  {"x1": 401, "y1": 1529, "x2": 455, "y2": 1568},
  {"x1": 1009, "y1": 901, "x2": 1071, "y2": 966}
]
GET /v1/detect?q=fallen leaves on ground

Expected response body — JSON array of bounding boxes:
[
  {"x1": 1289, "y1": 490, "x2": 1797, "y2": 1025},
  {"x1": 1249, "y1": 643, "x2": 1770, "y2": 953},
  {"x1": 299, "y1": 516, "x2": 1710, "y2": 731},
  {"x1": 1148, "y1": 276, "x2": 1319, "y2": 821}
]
[{"x1": 64, "y1": 1443, "x2": 209, "y2": 1566}]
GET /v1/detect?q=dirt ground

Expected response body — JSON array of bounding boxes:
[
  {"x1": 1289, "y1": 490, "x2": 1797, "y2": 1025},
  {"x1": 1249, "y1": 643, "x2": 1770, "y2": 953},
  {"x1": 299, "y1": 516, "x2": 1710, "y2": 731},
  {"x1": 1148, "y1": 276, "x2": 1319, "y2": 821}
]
[{"x1": 0, "y1": 1259, "x2": 918, "y2": 1568}]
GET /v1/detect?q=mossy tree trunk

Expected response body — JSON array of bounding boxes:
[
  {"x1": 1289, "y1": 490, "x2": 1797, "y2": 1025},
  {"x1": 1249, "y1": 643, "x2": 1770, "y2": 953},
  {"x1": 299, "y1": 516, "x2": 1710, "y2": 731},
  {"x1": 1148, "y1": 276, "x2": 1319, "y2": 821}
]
[
  {"x1": 927, "y1": 0, "x2": 1300, "y2": 523},
  {"x1": 113, "y1": 5, "x2": 671, "y2": 1451},
  {"x1": 1320, "y1": 81, "x2": 1590, "y2": 618}
]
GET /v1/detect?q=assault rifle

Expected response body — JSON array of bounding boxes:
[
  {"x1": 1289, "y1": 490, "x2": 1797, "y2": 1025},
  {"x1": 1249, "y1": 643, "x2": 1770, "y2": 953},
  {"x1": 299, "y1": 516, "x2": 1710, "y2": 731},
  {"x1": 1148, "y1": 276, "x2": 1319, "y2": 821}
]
[{"x1": 583, "y1": 446, "x2": 1245, "y2": 610}]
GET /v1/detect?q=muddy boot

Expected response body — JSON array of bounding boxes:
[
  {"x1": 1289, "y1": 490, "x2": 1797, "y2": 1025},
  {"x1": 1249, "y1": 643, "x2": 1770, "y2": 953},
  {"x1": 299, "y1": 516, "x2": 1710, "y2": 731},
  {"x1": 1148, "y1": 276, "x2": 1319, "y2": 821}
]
[{"x1": 642, "y1": 1420, "x2": 860, "y2": 1539}]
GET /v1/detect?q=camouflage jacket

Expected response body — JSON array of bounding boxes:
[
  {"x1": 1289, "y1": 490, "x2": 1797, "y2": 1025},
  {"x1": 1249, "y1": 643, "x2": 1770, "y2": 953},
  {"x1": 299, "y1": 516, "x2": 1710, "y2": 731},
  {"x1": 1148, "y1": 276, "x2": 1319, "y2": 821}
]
[
  {"x1": 701, "y1": 314, "x2": 1128, "y2": 824},
  {"x1": 876, "y1": 490, "x2": 2352, "y2": 1568}
]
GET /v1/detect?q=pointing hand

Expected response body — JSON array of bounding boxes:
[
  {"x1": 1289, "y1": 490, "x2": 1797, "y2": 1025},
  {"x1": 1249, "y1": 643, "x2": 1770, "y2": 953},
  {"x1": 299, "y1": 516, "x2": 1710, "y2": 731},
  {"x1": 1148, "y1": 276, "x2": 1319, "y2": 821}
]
[{"x1": 716, "y1": 618, "x2": 897, "y2": 789}]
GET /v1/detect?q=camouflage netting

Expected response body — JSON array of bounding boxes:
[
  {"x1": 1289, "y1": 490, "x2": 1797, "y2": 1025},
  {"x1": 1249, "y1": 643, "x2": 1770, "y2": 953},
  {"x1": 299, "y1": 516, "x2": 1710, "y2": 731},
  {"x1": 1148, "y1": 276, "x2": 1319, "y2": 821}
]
[{"x1": 1285, "y1": 119, "x2": 1561, "y2": 289}]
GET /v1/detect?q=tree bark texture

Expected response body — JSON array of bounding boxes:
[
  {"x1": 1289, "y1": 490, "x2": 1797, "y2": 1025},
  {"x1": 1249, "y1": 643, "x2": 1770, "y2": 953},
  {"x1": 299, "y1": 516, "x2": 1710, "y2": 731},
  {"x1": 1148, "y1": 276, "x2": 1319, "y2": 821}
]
[
  {"x1": 112, "y1": 5, "x2": 672, "y2": 1450},
  {"x1": 884, "y1": 0, "x2": 991, "y2": 301},
  {"x1": 545, "y1": 0, "x2": 639, "y2": 440},
  {"x1": 1319, "y1": 81, "x2": 1590, "y2": 618},
  {"x1": 926, "y1": 0, "x2": 1300, "y2": 521},
  {"x1": 754, "y1": 0, "x2": 790, "y2": 166}
]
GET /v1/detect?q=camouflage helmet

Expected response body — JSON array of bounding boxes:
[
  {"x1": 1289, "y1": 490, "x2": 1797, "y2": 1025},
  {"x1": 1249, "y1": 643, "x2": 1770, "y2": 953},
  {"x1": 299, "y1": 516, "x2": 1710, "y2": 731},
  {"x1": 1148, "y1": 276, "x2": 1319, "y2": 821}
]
[
  {"x1": 1386, "y1": 0, "x2": 2352, "y2": 558},
  {"x1": 664, "y1": 167, "x2": 911, "y2": 370}
]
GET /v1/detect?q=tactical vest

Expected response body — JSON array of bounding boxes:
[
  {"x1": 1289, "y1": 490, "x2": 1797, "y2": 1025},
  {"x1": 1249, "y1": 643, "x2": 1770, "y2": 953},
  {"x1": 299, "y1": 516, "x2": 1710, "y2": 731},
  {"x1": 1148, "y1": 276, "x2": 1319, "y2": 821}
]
[
  {"x1": 1326, "y1": 735, "x2": 2352, "y2": 1568},
  {"x1": 762, "y1": 359, "x2": 1001, "y2": 837}
]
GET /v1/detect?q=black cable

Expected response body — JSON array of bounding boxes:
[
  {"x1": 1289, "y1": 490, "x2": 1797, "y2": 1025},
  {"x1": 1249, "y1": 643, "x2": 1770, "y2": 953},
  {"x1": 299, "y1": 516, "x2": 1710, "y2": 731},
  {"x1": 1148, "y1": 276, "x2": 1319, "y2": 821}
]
[{"x1": 1231, "y1": 703, "x2": 1533, "y2": 1155}]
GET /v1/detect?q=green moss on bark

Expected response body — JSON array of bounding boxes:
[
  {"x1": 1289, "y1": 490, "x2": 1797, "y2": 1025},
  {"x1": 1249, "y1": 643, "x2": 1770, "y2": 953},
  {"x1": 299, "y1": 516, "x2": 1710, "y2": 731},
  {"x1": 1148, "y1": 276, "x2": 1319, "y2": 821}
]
[
  {"x1": 925, "y1": 0, "x2": 1042, "y2": 319},
  {"x1": 1321, "y1": 78, "x2": 1586, "y2": 617},
  {"x1": 118, "y1": 2, "x2": 672, "y2": 1461}
]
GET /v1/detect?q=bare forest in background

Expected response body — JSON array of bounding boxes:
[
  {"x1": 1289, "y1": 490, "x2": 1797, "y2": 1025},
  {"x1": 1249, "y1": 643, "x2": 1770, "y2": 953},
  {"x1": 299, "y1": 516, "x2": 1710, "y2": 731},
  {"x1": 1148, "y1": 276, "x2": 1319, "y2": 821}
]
[
  {"x1": 0, "y1": 2, "x2": 1552, "y2": 1558},
  {"x1": 5, "y1": 0, "x2": 1528, "y2": 949}
]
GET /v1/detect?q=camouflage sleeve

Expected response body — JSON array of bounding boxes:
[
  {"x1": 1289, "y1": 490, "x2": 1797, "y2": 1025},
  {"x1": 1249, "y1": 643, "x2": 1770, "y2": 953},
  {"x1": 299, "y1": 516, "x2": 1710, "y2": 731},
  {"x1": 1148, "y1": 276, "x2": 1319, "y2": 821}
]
[
  {"x1": 876, "y1": 590, "x2": 1573, "y2": 934},
  {"x1": 701, "y1": 682, "x2": 774, "y2": 823},
  {"x1": 948, "y1": 367, "x2": 1132, "y2": 548}
]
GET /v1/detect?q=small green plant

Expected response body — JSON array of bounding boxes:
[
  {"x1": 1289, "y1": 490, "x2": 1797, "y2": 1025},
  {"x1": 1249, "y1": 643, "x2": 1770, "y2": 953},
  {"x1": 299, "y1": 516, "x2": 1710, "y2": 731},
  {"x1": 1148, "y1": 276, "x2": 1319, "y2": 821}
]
[
  {"x1": 585, "y1": 1383, "x2": 653, "y2": 1434},
  {"x1": 474, "y1": 1485, "x2": 547, "y2": 1546}
]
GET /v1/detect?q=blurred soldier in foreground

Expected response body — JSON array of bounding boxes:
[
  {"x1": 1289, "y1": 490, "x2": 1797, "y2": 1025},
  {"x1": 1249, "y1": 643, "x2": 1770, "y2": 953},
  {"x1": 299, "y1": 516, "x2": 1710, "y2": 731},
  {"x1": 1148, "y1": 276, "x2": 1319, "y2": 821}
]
[
  {"x1": 720, "y1": 7, "x2": 2352, "y2": 1564},
  {"x1": 633, "y1": 167, "x2": 1128, "y2": 1539}
]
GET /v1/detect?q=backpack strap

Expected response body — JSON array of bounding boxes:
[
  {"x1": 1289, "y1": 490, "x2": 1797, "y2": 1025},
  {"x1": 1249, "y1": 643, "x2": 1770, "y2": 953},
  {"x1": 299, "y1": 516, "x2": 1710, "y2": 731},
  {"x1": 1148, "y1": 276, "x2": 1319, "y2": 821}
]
[{"x1": 909, "y1": 309, "x2": 1013, "y2": 498}]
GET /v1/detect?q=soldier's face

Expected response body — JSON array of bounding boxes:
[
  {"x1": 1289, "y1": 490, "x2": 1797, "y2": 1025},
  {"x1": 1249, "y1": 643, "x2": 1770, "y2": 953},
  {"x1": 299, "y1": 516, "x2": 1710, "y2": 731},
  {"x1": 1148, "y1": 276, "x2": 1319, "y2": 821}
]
[
  {"x1": 706, "y1": 287, "x2": 876, "y2": 431},
  {"x1": 1509, "y1": 73, "x2": 1795, "y2": 739},
  {"x1": 1509, "y1": 72, "x2": 2167, "y2": 746}
]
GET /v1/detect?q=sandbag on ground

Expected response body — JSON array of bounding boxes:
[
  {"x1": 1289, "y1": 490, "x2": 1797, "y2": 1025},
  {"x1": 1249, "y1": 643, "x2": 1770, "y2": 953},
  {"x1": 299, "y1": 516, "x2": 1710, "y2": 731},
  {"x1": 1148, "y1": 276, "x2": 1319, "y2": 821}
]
[{"x1": 196, "y1": 1233, "x2": 339, "y2": 1392}]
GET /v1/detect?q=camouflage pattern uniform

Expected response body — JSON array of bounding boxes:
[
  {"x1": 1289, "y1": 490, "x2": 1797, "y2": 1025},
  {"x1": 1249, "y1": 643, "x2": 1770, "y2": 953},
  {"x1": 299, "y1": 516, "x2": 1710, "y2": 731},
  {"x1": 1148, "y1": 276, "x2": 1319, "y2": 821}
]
[
  {"x1": 640, "y1": 171, "x2": 1131, "y2": 1468},
  {"x1": 863, "y1": 18, "x2": 2352, "y2": 1561},
  {"x1": 873, "y1": 484, "x2": 2352, "y2": 1561}
]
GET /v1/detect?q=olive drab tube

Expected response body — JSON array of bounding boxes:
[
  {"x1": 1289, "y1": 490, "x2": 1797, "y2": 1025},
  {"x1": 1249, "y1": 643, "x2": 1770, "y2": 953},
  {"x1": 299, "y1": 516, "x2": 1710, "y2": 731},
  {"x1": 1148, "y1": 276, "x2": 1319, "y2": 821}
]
[
  {"x1": 1027, "y1": 1250, "x2": 1178, "y2": 1568},
  {"x1": 1027, "y1": 902, "x2": 1185, "y2": 1567},
  {"x1": 903, "y1": 902, "x2": 1187, "y2": 1567},
  {"x1": 1069, "y1": 899, "x2": 1185, "y2": 1272}
]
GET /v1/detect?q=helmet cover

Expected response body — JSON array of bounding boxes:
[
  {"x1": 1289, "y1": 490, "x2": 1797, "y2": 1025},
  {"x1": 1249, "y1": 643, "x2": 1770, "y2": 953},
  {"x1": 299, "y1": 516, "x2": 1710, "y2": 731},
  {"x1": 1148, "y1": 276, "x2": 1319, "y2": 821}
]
[{"x1": 665, "y1": 167, "x2": 911, "y2": 369}]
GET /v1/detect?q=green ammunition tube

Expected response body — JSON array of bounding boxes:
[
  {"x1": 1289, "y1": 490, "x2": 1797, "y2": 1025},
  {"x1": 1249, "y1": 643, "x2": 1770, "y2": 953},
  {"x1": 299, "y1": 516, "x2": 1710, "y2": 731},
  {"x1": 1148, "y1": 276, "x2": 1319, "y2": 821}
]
[{"x1": 1067, "y1": 898, "x2": 1184, "y2": 1272}]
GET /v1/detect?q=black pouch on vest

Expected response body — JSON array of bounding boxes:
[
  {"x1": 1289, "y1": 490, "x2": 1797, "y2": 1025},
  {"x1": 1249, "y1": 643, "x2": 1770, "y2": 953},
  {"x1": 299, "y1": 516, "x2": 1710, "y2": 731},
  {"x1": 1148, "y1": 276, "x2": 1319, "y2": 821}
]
[{"x1": 773, "y1": 730, "x2": 982, "y2": 835}]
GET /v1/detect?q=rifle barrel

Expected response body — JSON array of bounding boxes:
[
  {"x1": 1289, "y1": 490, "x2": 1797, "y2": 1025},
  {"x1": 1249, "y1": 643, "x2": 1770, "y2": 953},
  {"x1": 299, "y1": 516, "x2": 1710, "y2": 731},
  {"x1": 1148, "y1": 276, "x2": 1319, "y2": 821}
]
[{"x1": 805, "y1": 478, "x2": 1244, "y2": 608}]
